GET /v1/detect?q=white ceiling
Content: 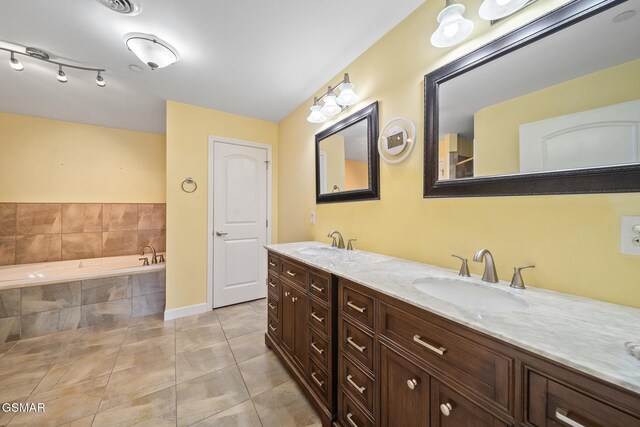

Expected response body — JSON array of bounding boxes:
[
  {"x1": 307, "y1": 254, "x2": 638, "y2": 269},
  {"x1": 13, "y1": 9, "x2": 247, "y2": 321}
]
[{"x1": 0, "y1": 0, "x2": 425, "y2": 134}]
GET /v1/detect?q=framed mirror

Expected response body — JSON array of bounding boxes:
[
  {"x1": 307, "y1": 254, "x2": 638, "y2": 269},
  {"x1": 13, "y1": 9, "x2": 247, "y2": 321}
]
[
  {"x1": 424, "y1": 0, "x2": 640, "y2": 198},
  {"x1": 316, "y1": 101, "x2": 379, "y2": 203}
]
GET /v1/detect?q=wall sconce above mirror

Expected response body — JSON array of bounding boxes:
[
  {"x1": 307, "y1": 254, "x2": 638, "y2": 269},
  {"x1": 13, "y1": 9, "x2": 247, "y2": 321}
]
[
  {"x1": 307, "y1": 73, "x2": 360, "y2": 123},
  {"x1": 316, "y1": 102, "x2": 379, "y2": 203},
  {"x1": 424, "y1": 0, "x2": 640, "y2": 197}
]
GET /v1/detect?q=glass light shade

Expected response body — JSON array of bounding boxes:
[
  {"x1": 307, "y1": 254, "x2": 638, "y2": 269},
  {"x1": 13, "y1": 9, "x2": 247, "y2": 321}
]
[
  {"x1": 10, "y1": 53, "x2": 23, "y2": 71},
  {"x1": 430, "y1": 3, "x2": 474, "y2": 48},
  {"x1": 57, "y1": 69, "x2": 67, "y2": 83},
  {"x1": 321, "y1": 94, "x2": 342, "y2": 116},
  {"x1": 337, "y1": 82, "x2": 359, "y2": 106},
  {"x1": 307, "y1": 105, "x2": 327, "y2": 123},
  {"x1": 125, "y1": 34, "x2": 178, "y2": 70},
  {"x1": 479, "y1": 0, "x2": 530, "y2": 20}
]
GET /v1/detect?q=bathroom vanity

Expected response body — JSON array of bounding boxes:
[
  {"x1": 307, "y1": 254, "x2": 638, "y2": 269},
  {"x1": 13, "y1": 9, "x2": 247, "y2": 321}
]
[{"x1": 264, "y1": 242, "x2": 640, "y2": 427}]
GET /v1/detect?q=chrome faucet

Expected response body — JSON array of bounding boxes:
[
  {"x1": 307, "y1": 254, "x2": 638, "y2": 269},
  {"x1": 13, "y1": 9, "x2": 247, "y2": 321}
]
[
  {"x1": 140, "y1": 245, "x2": 158, "y2": 264},
  {"x1": 327, "y1": 230, "x2": 345, "y2": 249},
  {"x1": 473, "y1": 249, "x2": 498, "y2": 283},
  {"x1": 346, "y1": 239, "x2": 357, "y2": 251}
]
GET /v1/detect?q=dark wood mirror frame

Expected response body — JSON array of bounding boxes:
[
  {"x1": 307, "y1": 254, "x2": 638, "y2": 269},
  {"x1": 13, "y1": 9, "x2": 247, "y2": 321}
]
[
  {"x1": 424, "y1": 0, "x2": 640, "y2": 198},
  {"x1": 316, "y1": 101, "x2": 380, "y2": 203}
]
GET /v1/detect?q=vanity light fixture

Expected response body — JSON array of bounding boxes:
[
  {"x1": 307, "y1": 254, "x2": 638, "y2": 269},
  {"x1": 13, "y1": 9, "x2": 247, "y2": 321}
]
[
  {"x1": 125, "y1": 33, "x2": 179, "y2": 70},
  {"x1": 431, "y1": 0, "x2": 474, "y2": 48},
  {"x1": 1, "y1": 44, "x2": 106, "y2": 86},
  {"x1": 479, "y1": 0, "x2": 531, "y2": 21},
  {"x1": 306, "y1": 73, "x2": 359, "y2": 123}
]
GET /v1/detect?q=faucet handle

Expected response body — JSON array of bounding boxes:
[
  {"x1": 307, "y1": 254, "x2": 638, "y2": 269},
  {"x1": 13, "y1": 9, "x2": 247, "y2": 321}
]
[
  {"x1": 139, "y1": 257, "x2": 149, "y2": 266},
  {"x1": 158, "y1": 254, "x2": 165, "y2": 263},
  {"x1": 347, "y1": 239, "x2": 357, "y2": 251},
  {"x1": 451, "y1": 254, "x2": 470, "y2": 277},
  {"x1": 510, "y1": 264, "x2": 535, "y2": 289}
]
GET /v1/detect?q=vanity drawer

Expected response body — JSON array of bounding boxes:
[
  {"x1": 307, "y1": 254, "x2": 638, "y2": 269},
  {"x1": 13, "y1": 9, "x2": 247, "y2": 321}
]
[
  {"x1": 341, "y1": 319, "x2": 374, "y2": 374},
  {"x1": 309, "y1": 299, "x2": 329, "y2": 336},
  {"x1": 280, "y1": 258, "x2": 307, "y2": 289},
  {"x1": 309, "y1": 358, "x2": 330, "y2": 407},
  {"x1": 267, "y1": 313, "x2": 280, "y2": 343},
  {"x1": 309, "y1": 327, "x2": 329, "y2": 368},
  {"x1": 267, "y1": 293, "x2": 279, "y2": 320},
  {"x1": 339, "y1": 390, "x2": 374, "y2": 427},
  {"x1": 309, "y1": 271, "x2": 331, "y2": 303},
  {"x1": 379, "y1": 301, "x2": 512, "y2": 412},
  {"x1": 340, "y1": 354, "x2": 374, "y2": 415},
  {"x1": 341, "y1": 280, "x2": 375, "y2": 330},
  {"x1": 267, "y1": 272, "x2": 279, "y2": 296},
  {"x1": 267, "y1": 252, "x2": 280, "y2": 273},
  {"x1": 526, "y1": 371, "x2": 640, "y2": 427}
]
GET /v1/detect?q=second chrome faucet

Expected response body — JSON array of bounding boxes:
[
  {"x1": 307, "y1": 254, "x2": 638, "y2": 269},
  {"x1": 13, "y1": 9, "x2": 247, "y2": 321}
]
[{"x1": 327, "y1": 230, "x2": 357, "y2": 251}]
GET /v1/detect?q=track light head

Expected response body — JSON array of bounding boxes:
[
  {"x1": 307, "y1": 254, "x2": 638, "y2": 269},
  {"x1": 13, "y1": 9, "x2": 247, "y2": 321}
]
[
  {"x1": 96, "y1": 71, "x2": 106, "y2": 87},
  {"x1": 9, "y1": 52, "x2": 23, "y2": 71},
  {"x1": 57, "y1": 65, "x2": 67, "y2": 83}
]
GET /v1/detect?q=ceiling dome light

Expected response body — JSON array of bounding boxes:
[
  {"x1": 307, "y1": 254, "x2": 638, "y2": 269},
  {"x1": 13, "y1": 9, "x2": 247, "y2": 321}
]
[
  {"x1": 96, "y1": 71, "x2": 106, "y2": 87},
  {"x1": 125, "y1": 33, "x2": 178, "y2": 70},
  {"x1": 307, "y1": 100, "x2": 327, "y2": 123},
  {"x1": 479, "y1": 0, "x2": 530, "y2": 21},
  {"x1": 9, "y1": 52, "x2": 23, "y2": 71},
  {"x1": 431, "y1": 0, "x2": 474, "y2": 48},
  {"x1": 337, "y1": 78, "x2": 359, "y2": 106},
  {"x1": 321, "y1": 90, "x2": 342, "y2": 117},
  {"x1": 57, "y1": 65, "x2": 67, "y2": 83}
]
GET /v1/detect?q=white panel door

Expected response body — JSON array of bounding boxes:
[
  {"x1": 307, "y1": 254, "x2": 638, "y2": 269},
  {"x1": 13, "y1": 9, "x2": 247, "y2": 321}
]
[{"x1": 213, "y1": 141, "x2": 268, "y2": 308}]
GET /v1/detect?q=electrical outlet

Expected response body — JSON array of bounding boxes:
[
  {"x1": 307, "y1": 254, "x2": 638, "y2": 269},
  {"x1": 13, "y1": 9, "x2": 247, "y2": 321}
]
[
  {"x1": 310, "y1": 211, "x2": 315, "y2": 225},
  {"x1": 621, "y1": 216, "x2": 640, "y2": 255}
]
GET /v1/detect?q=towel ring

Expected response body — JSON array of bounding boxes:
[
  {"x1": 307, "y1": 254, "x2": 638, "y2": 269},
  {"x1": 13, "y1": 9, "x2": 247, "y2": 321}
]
[{"x1": 181, "y1": 177, "x2": 197, "y2": 193}]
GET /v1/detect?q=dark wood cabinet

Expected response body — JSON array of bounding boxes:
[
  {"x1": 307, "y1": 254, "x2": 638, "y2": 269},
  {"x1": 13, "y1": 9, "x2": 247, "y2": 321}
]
[{"x1": 430, "y1": 380, "x2": 508, "y2": 427}]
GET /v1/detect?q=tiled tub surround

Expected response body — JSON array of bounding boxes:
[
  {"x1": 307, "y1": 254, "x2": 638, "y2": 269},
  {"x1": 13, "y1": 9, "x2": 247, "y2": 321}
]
[
  {"x1": 0, "y1": 269, "x2": 165, "y2": 343},
  {"x1": 266, "y1": 241, "x2": 640, "y2": 395},
  {"x1": 0, "y1": 203, "x2": 165, "y2": 265}
]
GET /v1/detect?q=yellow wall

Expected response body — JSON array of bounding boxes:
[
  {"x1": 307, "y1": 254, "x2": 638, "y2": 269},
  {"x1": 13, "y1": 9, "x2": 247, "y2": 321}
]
[
  {"x1": 277, "y1": 0, "x2": 640, "y2": 308},
  {"x1": 474, "y1": 59, "x2": 640, "y2": 176},
  {"x1": 165, "y1": 100, "x2": 279, "y2": 310},
  {"x1": 345, "y1": 160, "x2": 369, "y2": 190},
  {"x1": 0, "y1": 112, "x2": 165, "y2": 203}
]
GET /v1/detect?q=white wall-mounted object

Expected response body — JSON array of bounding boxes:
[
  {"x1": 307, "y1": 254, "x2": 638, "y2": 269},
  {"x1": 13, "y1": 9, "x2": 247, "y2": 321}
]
[
  {"x1": 378, "y1": 116, "x2": 416, "y2": 164},
  {"x1": 621, "y1": 216, "x2": 640, "y2": 255},
  {"x1": 430, "y1": 0, "x2": 474, "y2": 48}
]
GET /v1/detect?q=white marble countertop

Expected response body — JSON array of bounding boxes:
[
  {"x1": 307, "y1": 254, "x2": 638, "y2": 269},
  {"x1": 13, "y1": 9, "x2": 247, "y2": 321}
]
[{"x1": 266, "y1": 241, "x2": 640, "y2": 395}]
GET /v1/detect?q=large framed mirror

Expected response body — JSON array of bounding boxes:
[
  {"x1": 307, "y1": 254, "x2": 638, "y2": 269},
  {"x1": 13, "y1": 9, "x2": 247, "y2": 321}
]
[
  {"x1": 316, "y1": 101, "x2": 379, "y2": 203},
  {"x1": 424, "y1": 0, "x2": 640, "y2": 197}
]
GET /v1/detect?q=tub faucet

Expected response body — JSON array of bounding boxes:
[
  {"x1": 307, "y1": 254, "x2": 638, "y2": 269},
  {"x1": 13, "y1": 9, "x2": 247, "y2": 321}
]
[
  {"x1": 140, "y1": 245, "x2": 158, "y2": 264},
  {"x1": 327, "y1": 230, "x2": 345, "y2": 249},
  {"x1": 473, "y1": 248, "x2": 498, "y2": 283}
]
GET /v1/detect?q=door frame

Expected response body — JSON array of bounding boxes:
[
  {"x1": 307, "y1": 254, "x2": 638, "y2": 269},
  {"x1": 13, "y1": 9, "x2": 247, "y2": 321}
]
[{"x1": 207, "y1": 135, "x2": 273, "y2": 310}]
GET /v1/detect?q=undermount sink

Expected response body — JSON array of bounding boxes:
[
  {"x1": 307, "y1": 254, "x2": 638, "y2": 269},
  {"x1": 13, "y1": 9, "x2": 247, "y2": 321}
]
[
  {"x1": 296, "y1": 247, "x2": 342, "y2": 256},
  {"x1": 413, "y1": 277, "x2": 529, "y2": 313}
]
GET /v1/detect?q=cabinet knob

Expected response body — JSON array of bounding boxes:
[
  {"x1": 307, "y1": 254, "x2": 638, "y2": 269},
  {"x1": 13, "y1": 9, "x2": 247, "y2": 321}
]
[
  {"x1": 407, "y1": 378, "x2": 418, "y2": 390},
  {"x1": 440, "y1": 403, "x2": 453, "y2": 417},
  {"x1": 292, "y1": 296, "x2": 297, "y2": 302},
  {"x1": 284, "y1": 291, "x2": 290, "y2": 297}
]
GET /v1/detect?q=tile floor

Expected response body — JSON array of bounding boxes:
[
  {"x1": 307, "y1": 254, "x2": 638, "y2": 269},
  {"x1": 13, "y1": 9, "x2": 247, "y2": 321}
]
[{"x1": 0, "y1": 298, "x2": 321, "y2": 426}]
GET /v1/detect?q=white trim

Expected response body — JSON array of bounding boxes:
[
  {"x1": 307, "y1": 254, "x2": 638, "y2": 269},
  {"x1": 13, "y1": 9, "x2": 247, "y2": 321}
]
[
  {"x1": 207, "y1": 135, "x2": 273, "y2": 310},
  {"x1": 164, "y1": 303, "x2": 209, "y2": 321}
]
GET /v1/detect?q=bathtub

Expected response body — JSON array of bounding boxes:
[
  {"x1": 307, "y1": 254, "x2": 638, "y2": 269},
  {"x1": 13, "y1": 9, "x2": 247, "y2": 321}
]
[{"x1": 0, "y1": 253, "x2": 166, "y2": 290}]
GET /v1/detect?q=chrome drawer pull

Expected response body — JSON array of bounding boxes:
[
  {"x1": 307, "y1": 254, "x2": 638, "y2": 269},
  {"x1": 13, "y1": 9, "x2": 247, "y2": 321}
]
[
  {"x1": 440, "y1": 403, "x2": 452, "y2": 416},
  {"x1": 268, "y1": 303, "x2": 276, "y2": 310},
  {"x1": 310, "y1": 283, "x2": 324, "y2": 293},
  {"x1": 413, "y1": 335, "x2": 446, "y2": 355},
  {"x1": 347, "y1": 336, "x2": 366, "y2": 353},
  {"x1": 286, "y1": 270, "x2": 296, "y2": 277},
  {"x1": 346, "y1": 413, "x2": 359, "y2": 427},
  {"x1": 346, "y1": 374, "x2": 366, "y2": 394},
  {"x1": 268, "y1": 280, "x2": 276, "y2": 288},
  {"x1": 311, "y1": 312, "x2": 325, "y2": 323},
  {"x1": 347, "y1": 300, "x2": 366, "y2": 313},
  {"x1": 268, "y1": 261, "x2": 276, "y2": 267},
  {"x1": 555, "y1": 408, "x2": 586, "y2": 427},
  {"x1": 407, "y1": 379, "x2": 418, "y2": 390},
  {"x1": 269, "y1": 324, "x2": 277, "y2": 332},
  {"x1": 311, "y1": 341, "x2": 324, "y2": 355},
  {"x1": 310, "y1": 372, "x2": 324, "y2": 388}
]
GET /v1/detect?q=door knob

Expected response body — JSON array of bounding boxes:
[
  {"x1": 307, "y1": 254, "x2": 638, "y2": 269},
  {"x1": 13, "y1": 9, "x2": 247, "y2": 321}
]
[{"x1": 215, "y1": 231, "x2": 228, "y2": 236}]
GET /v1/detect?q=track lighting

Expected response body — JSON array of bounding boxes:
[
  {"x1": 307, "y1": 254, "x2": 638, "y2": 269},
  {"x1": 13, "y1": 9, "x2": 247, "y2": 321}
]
[
  {"x1": 9, "y1": 52, "x2": 23, "y2": 71},
  {"x1": 306, "y1": 73, "x2": 359, "y2": 124},
  {"x1": 431, "y1": 0, "x2": 474, "y2": 48},
  {"x1": 2, "y1": 43, "x2": 106, "y2": 86}
]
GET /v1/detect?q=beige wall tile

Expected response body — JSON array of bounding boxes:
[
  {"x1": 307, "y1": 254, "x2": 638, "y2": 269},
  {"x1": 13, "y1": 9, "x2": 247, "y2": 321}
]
[
  {"x1": 102, "y1": 231, "x2": 138, "y2": 257},
  {"x1": 16, "y1": 234, "x2": 62, "y2": 264},
  {"x1": 62, "y1": 204, "x2": 102, "y2": 233},
  {"x1": 138, "y1": 229, "x2": 166, "y2": 253},
  {"x1": 0, "y1": 316, "x2": 20, "y2": 343},
  {"x1": 80, "y1": 299, "x2": 132, "y2": 328},
  {"x1": 62, "y1": 232, "x2": 102, "y2": 260},
  {"x1": 138, "y1": 204, "x2": 166, "y2": 230},
  {"x1": 132, "y1": 271, "x2": 166, "y2": 296},
  {"x1": 132, "y1": 292, "x2": 165, "y2": 318},
  {"x1": 0, "y1": 236, "x2": 16, "y2": 266},
  {"x1": 82, "y1": 276, "x2": 131, "y2": 305},
  {"x1": 0, "y1": 289, "x2": 20, "y2": 319},
  {"x1": 21, "y1": 281, "x2": 81, "y2": 315},
  {"x1": 20, "y1": 307, "x2": 81, "y2": 339},
  {"x1": 103, "y1": 204, "x2": 138, "y2": 232},
  {"x1": 0, "y1": 204, "x2": 16, "y2": 236},
  {"x1": 16, "y1": 204, "x2": 61, "y2": 235}
]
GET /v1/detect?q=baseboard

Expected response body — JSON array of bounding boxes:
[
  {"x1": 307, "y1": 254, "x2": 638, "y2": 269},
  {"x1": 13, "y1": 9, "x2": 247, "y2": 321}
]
[{"x1": 163, "y1": 303, "x2": 209, "y2": 321}]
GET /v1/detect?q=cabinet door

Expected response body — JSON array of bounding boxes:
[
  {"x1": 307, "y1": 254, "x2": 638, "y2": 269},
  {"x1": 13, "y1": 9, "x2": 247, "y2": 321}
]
[
  {"x1": 292, "y1": 286, "x2": 308, "y2": 372},
  {"x1": 281, "y1": 282, "x2": 295, "y2": 357},
  {"x1": 380, "y1": 345, "x2": 430, "y2": 427},
  {"x1": 431, "y1": 380, "x2": 508, "y2": 427}
]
